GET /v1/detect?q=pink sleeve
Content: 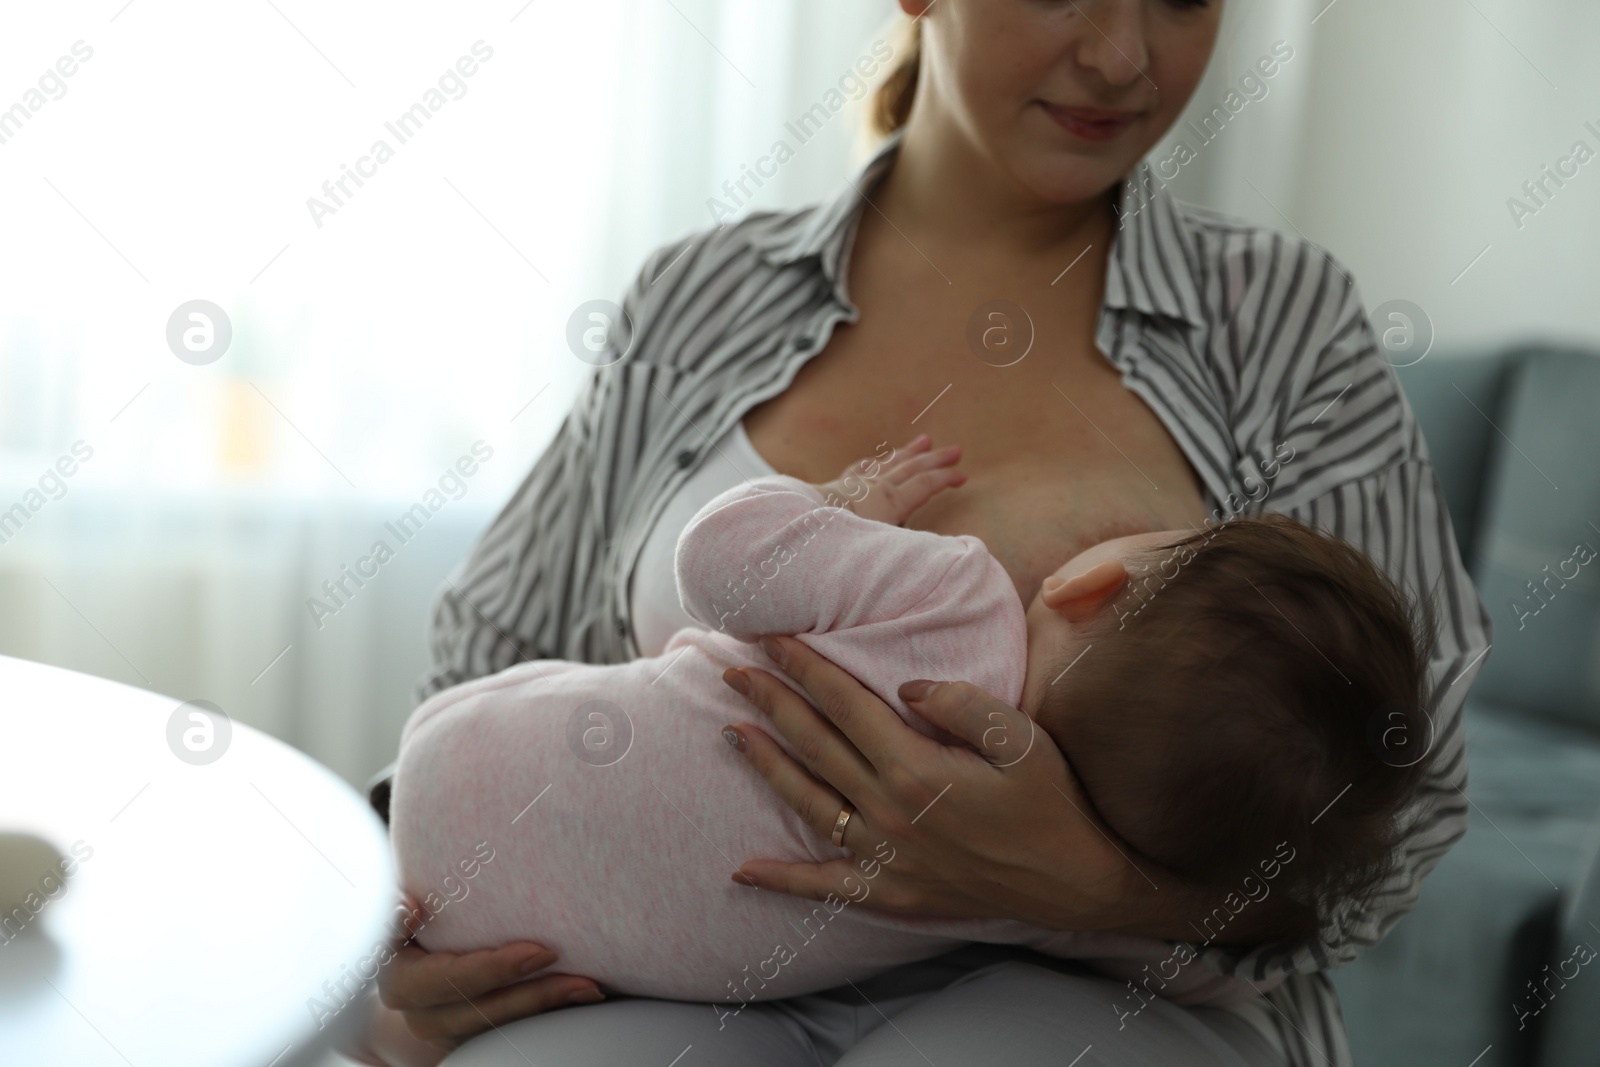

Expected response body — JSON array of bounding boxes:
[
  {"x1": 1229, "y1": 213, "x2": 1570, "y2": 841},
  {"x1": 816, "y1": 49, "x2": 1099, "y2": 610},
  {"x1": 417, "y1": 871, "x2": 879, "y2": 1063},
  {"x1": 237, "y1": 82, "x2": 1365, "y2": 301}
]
[{"x1": 675, "y1": 475, "x2": 981, "y2": 641}]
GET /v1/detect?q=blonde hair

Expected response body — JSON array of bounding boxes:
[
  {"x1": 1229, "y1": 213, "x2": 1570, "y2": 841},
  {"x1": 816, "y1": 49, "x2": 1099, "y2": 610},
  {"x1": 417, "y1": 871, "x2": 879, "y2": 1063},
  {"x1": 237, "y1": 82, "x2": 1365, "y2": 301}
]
[{"x1": 868, "y1": 14, "x2": 922, "y2": 139}]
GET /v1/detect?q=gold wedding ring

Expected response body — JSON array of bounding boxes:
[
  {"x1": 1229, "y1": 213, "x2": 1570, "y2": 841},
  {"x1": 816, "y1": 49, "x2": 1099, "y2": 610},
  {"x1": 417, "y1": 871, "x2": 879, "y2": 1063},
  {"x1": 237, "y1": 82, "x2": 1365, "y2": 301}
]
[{"x1": 830, "y1": 804, "x2": 855, "y2": 848}]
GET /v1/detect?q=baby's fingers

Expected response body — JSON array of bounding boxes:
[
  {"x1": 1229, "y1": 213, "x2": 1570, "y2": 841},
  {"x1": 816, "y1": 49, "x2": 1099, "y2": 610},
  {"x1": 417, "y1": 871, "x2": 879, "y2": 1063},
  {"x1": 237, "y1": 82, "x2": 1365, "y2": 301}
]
[
  {"x1": 891, "y1": 467, "x2": 967, "y2": 517},
  {"x1": 843, "y1": 434, "x2": 928, "y2": 481},
  {"x1": 884, "y1": 444, "x2": 962, "y2": 485}
]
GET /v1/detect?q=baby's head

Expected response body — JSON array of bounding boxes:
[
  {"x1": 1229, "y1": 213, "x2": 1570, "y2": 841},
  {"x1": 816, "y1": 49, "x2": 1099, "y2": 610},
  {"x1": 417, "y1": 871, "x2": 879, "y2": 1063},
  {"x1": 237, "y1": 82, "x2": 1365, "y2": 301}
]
[{"x1": 1019, "y1": 515, "x2": 1433, "y2": 940}]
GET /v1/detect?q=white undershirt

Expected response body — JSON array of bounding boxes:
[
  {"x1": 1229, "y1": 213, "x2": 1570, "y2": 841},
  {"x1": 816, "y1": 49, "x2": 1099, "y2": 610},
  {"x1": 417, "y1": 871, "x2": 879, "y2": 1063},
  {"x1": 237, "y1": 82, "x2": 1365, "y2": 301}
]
[{"x1": 627, "y1": 420, "x2": 779, "y2": 658}]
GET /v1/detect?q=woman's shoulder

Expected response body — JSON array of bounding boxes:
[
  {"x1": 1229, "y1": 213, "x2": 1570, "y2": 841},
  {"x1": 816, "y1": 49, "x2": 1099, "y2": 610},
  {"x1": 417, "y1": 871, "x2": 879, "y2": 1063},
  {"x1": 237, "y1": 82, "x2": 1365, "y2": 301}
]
[
  {"x1": 1162, "y1": 198, "x2": 1422, "y2": 481},
  {"x1": 1120, "y1": 187, "x2": 1372, "y2": 377},
  {"x1": 615, "y1": 205, "x2": 822, "y2": 367},
  {"x1": 1177, "y1": 200, "x2": 1362, "y2": 308},
  {"x1": 628, "y1": 205, "x2": 819, "y2": 303},
  {"x1": 1164, "y1": 198, "x2": 1376, "y2": 376}
]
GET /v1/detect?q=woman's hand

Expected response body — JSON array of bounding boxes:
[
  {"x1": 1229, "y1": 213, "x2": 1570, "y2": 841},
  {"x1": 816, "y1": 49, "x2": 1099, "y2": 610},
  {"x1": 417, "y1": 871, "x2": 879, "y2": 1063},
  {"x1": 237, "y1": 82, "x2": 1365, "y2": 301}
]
[
  {"x1": 812, "y1": 433, "x2": 966, "y2": 527},
  {"x1": 719, "y1": 635, "x2": 1172, "y2": 935},
  {"x1": 377, "y1": 897, "x2": 604, "y2": 1051}
]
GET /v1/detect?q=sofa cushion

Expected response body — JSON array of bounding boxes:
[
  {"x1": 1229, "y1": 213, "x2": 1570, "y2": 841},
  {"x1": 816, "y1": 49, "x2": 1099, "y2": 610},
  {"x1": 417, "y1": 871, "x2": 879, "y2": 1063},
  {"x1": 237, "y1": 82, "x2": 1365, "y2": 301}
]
[
  {"x1": 1334, "y1": 700, "x2": 1600, "y2": 1067},
  {"x1": 1333, "y1": 826, "x2": 1560, "y2": 1067},
  {"x1": 1466, "y1": 699, "x2": 1600, "y2": 825},
  {"x1": 1537, "y1": 822, "x2": 1600, "y2": 1067},
  {"x1": 1469, "y1": 349, "x2": 1600, "y2": 734}
]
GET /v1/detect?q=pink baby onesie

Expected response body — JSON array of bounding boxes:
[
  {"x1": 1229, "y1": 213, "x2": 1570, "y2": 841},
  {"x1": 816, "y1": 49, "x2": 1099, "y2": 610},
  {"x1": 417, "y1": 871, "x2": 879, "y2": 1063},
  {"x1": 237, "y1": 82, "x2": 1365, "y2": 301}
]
[{"x1": 391, "y1": 475, "x2": 1260, "y2": 1014}]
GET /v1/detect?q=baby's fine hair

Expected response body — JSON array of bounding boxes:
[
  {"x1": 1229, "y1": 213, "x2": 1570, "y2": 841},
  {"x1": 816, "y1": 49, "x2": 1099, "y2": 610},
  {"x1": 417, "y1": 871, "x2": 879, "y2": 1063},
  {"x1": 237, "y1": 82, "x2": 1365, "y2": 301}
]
[{"x1": 1042, "y1": 514, "x2": 1436, "y2": 943}]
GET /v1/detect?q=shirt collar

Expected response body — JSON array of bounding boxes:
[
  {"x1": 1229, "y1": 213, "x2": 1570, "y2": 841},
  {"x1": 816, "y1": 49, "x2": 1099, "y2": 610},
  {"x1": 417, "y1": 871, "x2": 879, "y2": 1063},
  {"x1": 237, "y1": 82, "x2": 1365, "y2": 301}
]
[
  {"x1": 748, "y1": 128, "x2": 904, "y2": 293},
  {"x1": 751, "y1": 129, "x2": 1207, "y2": 331},
  {"x1": 1103, "y1": 165, "x2": 1208, "y2": 330}
]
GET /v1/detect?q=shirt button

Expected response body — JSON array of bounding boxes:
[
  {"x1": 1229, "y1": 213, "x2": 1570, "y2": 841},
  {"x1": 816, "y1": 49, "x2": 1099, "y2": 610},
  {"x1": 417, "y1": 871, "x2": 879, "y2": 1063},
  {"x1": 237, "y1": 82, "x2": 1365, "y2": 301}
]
[
  {"x1": 793, "y1": 336, "x2": 814, "y2": 353},
  {"x1": 616, "y1": 617, "x2": 628, "y2": 636},
  {"x1": 675, "y1": 449, "x2": 697, "y2": 468}
]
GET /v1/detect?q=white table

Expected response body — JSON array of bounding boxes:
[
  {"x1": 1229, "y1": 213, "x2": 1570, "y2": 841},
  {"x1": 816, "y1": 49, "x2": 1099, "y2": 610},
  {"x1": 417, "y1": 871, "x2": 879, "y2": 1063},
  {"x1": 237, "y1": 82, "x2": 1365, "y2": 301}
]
[{"x1": 0, "y1": 654, "x2": 396, "y2": 1067}]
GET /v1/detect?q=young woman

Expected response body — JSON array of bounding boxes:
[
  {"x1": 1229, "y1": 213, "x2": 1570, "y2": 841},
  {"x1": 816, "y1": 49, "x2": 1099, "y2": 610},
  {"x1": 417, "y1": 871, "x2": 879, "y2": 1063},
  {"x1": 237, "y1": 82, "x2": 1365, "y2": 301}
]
[{"x1": 373, "y1": 2, "x2": 1489, "y2": 1064}]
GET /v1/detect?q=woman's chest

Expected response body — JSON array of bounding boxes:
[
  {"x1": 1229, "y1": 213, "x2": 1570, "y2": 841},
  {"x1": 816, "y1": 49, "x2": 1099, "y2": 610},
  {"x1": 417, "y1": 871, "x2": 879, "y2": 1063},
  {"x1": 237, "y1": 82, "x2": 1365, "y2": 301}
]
[{"x1": 743, "y1": 300, "x2": 1212, "y2": 599}]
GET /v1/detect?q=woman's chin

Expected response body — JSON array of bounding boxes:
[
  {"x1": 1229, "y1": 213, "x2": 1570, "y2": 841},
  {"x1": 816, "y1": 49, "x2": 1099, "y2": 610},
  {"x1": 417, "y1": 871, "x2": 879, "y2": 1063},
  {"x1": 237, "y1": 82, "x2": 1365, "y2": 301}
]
[
  {"x1": 1009, "y1": 156, "x2": 1130, "y2": 212},
  {"x1": 996, "y1": 124, "x2": 1149, "y2": 208}
]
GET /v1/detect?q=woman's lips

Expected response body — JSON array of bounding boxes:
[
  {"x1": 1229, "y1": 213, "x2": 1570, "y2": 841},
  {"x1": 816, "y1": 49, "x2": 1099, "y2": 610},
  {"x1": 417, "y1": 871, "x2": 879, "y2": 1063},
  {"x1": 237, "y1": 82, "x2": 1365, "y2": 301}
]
[{"x1": 1040, "y1": 103, "x2": 1139, "y2": 143}]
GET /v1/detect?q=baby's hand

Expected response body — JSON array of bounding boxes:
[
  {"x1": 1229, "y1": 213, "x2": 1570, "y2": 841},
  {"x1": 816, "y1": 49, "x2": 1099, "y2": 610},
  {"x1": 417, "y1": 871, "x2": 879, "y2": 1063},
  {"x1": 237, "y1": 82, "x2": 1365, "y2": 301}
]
[{"x1": 814, "y1": 434, "x2": 966, "y2": 526}]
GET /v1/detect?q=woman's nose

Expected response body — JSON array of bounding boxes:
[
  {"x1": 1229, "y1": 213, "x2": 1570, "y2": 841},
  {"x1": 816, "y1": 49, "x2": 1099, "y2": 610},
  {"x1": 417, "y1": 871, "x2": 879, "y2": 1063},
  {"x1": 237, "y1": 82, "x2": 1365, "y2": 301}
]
[{"x1": 1070, "y1": 0, "x2": 1152, "y2": 89}]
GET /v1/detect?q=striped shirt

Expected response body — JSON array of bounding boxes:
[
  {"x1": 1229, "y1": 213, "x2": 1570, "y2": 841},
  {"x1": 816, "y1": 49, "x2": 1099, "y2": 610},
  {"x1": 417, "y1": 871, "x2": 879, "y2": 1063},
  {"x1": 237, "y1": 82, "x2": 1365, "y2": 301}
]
[{"x1": 417, "y1": 130, "x2": 1491, "y2": 1066}]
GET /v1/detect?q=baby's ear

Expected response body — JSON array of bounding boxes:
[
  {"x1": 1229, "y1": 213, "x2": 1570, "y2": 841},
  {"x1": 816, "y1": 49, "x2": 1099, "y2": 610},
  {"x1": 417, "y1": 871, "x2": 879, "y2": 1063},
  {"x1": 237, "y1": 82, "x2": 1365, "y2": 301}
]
[{"x1": 1041, "y1": 559, "x2": 1128, "y2": 623}]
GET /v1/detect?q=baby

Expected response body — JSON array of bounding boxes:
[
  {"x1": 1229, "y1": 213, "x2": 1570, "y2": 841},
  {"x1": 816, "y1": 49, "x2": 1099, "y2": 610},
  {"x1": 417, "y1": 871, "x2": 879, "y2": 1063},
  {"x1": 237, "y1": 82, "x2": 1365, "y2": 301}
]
[{"x1": 383, "y1": 436, "x2": 1431, "y2": 1038}]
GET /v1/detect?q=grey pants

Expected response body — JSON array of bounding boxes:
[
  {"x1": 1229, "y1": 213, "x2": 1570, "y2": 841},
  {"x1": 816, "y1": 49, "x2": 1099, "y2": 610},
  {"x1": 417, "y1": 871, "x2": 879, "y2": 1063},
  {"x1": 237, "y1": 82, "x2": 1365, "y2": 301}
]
[{"x1": 440, "y1": 946, "x2": 1286, "y2": 1067}]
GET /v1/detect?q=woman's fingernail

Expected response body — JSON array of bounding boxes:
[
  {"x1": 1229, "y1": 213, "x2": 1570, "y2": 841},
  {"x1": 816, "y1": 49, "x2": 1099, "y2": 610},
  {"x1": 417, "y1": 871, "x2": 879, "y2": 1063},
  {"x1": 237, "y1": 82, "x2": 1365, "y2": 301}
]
[
  {"x1": 723, "y1": 668, "x2": 750, "y2": 696},
  {"x1": 518, "y1": 947, "x2": 552, "y2": 974},
  {"x1": 760, "y1": 635, "x2": 786, "y2": 666},
  {"x1": 722, "y1": 726, "x2": 745, "y2": 751},
  {"x1": 567, "y1": 986, "x2": 605, "y2": 1005},
  {"x1": 900, "y1": 679, "x2": 936, "y2": 702},
  {"x1": 733, "y1": 869, "x2": 760, "y2": 888}
]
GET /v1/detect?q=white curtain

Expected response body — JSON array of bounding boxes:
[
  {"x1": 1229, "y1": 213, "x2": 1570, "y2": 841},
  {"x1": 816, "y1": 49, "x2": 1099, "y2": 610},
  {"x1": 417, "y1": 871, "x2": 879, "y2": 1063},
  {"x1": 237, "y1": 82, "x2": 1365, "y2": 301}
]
[{"x1": 0, "y1": 0, "x2": 896, "y2": 787}]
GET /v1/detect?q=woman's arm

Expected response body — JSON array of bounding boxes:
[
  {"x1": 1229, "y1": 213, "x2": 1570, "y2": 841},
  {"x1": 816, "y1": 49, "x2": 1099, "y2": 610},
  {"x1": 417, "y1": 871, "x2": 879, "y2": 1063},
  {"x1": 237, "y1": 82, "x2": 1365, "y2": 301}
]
[{"x1": 419, "y1": 235, "x2": 696, "y2": 699}]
